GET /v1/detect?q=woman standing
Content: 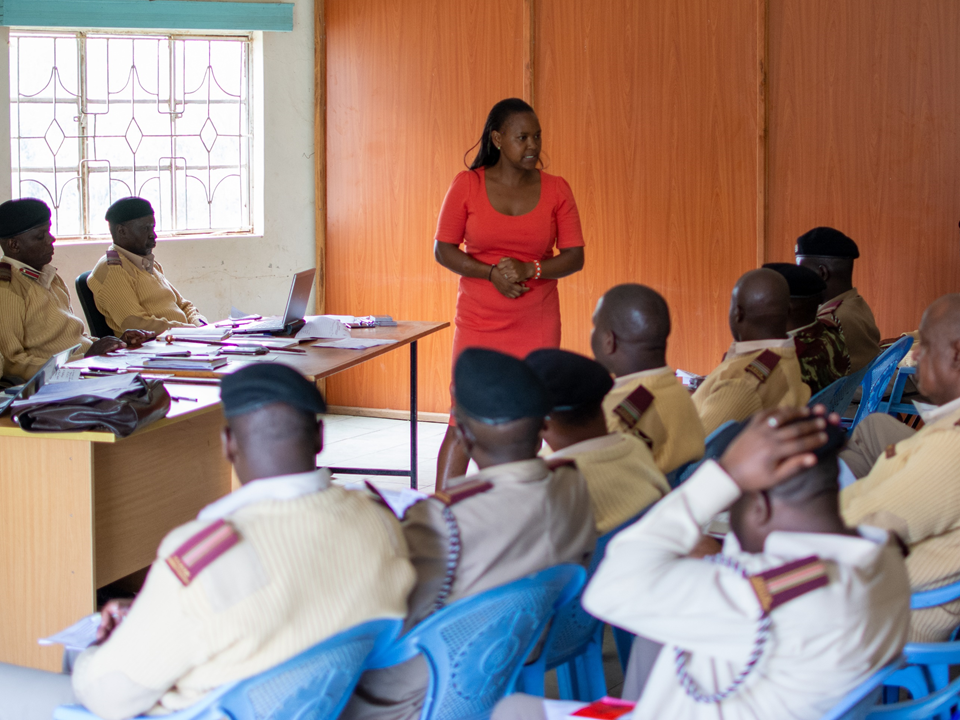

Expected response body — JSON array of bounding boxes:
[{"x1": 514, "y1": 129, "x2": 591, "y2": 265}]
[{"x1": 434, "y1": 98, "x2": 585, "y2": 485}]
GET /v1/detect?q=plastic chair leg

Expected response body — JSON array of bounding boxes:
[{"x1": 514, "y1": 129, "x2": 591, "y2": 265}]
[
  {"x1": 515, "y1": 661, "x2": 546, "y2": 697},
  {"x1": 612, "y1": 627, "x2": 635, "y2": 672},
  {"x1": 577, "y1": 642, "x2": 607, "y2": 701},
  {"x1": 556, "y1": 662, "x2": 577, "y2": 700},
  {"x1": 887, "y1": 665, "x2": 933, "y2": 700}
]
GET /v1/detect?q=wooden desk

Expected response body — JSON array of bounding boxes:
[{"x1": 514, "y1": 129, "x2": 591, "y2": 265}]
[{"x1": 0, "y1": 384, "x2": 232, "y2": 671}]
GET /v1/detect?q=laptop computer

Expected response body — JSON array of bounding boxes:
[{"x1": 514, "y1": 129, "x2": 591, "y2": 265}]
[
  {"x1": 0, "y1": 343, "x2": 82, "y2": 415},
  {"x1": 233, "y1": 268, "x2": 317, "y2": 336}
]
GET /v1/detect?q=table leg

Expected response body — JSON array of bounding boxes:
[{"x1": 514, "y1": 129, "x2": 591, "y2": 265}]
[{"x1": 410, "y1": 340, "x2": 418, "y2": 490}]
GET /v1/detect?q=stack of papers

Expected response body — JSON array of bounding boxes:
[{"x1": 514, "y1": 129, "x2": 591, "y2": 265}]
[
  {"x1": 311, "y1": 338, "x2": 397, "y2": 350},
  {"x1": 160, "y1": 327, "x2": 233, "y2": 342},
  {"x1": 13, "y1": 373, "x2": 142, "y2": 407},
  {"x1": 143, "y1": 356, "x2": 229, "y2": 371},
  {"x1": 295, "y1": 316, "x2": 350, "y2": 340}
]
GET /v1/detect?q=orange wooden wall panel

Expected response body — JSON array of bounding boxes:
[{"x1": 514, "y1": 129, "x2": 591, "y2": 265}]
[
  {"x1": 767, "y1": 0, "x2": 960, "y2": 337},
  {"x1": 536, "y1": 0, "x2": 761, "y2": 375},
  {"x1": 324, "y1": 0, "x2": 525, "y2": 413}
]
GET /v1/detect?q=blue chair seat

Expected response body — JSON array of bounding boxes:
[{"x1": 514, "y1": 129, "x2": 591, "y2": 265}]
[{"x1": 821, "y1": 657, "x2": 904, "y2": 720}]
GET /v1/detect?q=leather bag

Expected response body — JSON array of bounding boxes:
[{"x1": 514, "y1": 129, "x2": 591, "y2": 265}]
[{"x1": 13, "y1": 376, "x2": 171, "y2": 437}]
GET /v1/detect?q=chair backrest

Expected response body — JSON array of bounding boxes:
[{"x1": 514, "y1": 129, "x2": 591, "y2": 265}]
[
  {"x1": 370, "y1": 564, "x2": 585, "y2": 720},
  {"x1": 850, "y1": 336, "x2": 914, "y2": 429},
  {"x1": 822, "y1": 657, "x2": 904, "y2": 720},
  {"x1": 540, "y1": 510, "x2": 650, "y2": 668},
  {"x1": 865, "y1": 670, "x2": 960, "y2": 719},
  {"x1": 75, "y1": 271, "x2": 113, "y2": 339},
  {"x1": 668, "y1": 420, "x2": 744, "y2": 488},
  {"x1": 911, "y1": 579, "x2": 960, "y2": 610},
  {"x1": 809, "y1": 365, "x2": 870, "y2": 416}
]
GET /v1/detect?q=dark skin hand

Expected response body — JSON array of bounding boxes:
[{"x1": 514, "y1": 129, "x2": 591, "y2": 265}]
[
  {"x1": 94, "y1": 598, "x2": 133, "y2": 645},
  {"x1": 84, "y1": 329, "x2": 156, "y2": 357}
]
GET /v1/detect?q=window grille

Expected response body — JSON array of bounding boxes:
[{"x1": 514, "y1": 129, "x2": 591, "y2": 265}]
[{"x1": 9, "y1": 30, "x2": 253, "y2": 239}]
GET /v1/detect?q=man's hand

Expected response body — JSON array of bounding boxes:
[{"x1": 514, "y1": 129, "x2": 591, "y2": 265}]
[
  {"x1": 490, "y1": 266, "x2": 531, "y2": 299},
  {"x1": 496, "y1": 257, "x2": 532, "y2": 284},
  {"x1": 689, "y1": 535, "x2": 723, "y2": 558},
  {"x1": 86, "y1": 337, "x2": 126, "y2": 356},
  {"x1": 119, "y1": 329, "x2": 156, "y2": 348},
  {"x1": 718, "y1": 407, "x2": 837, "y2": 494},
  {"x1": 94, "y1": 598, "x2": 134, "y2": 645}
]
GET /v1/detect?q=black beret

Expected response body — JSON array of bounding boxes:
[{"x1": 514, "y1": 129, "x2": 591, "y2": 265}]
[
  {"x1": 105, "y1": 197, "x2": 154, "y2": 225},
  {"x1": 525, "y1": 348, "x2": 613, "y2": 411},
  {"x1": 0, "y1": 198, "x2": 51, "y2": 239},
  {"x1": 220, "y1": 363, "x2": 326, "y2": 419},
  {"x1": 794, "y1": 227, "x2": 860, "y2": 259},
  {"x1": 762, "y1": 263, "x2": 827, "y2": 299},
  {"x1": 454, "y1": 348, "x2": 550, "y2": 424}
]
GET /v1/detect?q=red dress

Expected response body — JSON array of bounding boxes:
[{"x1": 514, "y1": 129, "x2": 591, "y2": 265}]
[{"x1": 436, "y1": 168, "x2": 585, "y2": 373}]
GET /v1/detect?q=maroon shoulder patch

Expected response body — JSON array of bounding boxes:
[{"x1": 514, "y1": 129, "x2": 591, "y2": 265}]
[
  {"x1": 613, "y1": 385, "x2": 655, "y2": 430},
  {"x1": 433, "y1": 479, "x2": 493, "y2": 506},
  {"x1": 106, "y1": 249, "x2": 122, "y2": 266},
  {"x1": 744, "y1": 350, "x2": 782, "y2": 383},
  {"x1": 165, "y1": 519, "x2": 241, "y2": 586},
  {"x1": 0, "y1": 263, "x2": 10, "y2": 282},
  {"x1": 749, "y1": 555, "x2": 829, "y2": 612},
  {"x1": 885, "y1": 444, "x2": 897, "y2": 459}
]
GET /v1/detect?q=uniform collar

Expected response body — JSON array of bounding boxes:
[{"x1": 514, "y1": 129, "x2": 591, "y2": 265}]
[
  {"x1": 721, "y1": 523, "x2": 892, "y2": 570},
  {"x1": 111, "y1": 243, "x2": 156, "y2": 273},
  {"x1": 612, "y1": 365, "x2": 672, "y2": 388},
  {"x1": 788, "y1": 320, "x2": 819, "y2": 336},
  {"x1": 728, "y1": 337, "x2": 794, "y2": 357},
  {"x1": 548, "y1": 433, "x2": 623, "y2": 459},
  {"x1": 919, "y1": 394, "x2": 960, "y2": 425},
  {"x1": 1, "y1": 255, "x2": 58, "y2": 289},
  {"x1": 457, "y1": 458, "x2": 550, "y2": 486},
  {"x1": 197, "y1": 469, "x2": 331, "y2": 521}
]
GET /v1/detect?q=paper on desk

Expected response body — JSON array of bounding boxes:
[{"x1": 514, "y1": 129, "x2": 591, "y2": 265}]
[
  {"x1": 311, "y1": 338, "x2": 397, "y2": 350},
  {"x1": 160, "y1": 326, "x2": 232, "y2": 342},
  {"x1": 39, "y1": 613, "x2": 100, "y2": 650},
  {"x1": 50, "y1": 367, "x2": 82, "y2": 384},
  {"x1": 295, "y1": 316, "x2": 350, "y2": 340},
  {"x1": 13, "y1": 373, "x2": 142, "y2": 406}
]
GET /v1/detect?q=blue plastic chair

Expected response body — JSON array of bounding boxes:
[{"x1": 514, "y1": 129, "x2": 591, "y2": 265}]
[
  {"x1": 809, "y1": 365, "x2": 870, "y2": 416},
  {"x1": 869, "y1": 672, "x2": 960, "y2": 719},
  {"x1": 53, "y1": 617, "x2": 402, "y2": 720},
  {"x1": 821, "y1": 657, "x2": 905, "y2": 720},
  {"x1": 367, "y1": 564, "x2": 585, "y2": 720},
  {"x1": 848, "y1": 336, "x2": 914, "y2": 429},
  {"x1": 666, "y1": 420, "x2": 744, "y2": 489},
  {"x1": 879, "y1": 367, "x2": 918, "y2": 418},
  {"x1": 517, "y1": 511, "x2": 649, "y2": 700}
]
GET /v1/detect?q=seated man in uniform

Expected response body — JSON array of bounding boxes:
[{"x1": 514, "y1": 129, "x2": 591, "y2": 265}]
[
  {"x1": 590, "y1": 283, "x2": 705, "y2": 473},
  {"x1": 840, "y1": 294, "x2": 960, "y2": 642},
  {"x1": 494, "y1": 407, "x2": 909, "y2": 720},
  {"x1": 526, "y1": 348, "x2": 669, "y2": 534},
  {"x1": 795, "y1": 227, "x2": 881, "y2": 372},
  {"x1": 0, "y1": 198, "x2": 152, "y2": 381},
  {"x1": 343, "y1": 348, "x2": 595, "y2": 720},
  {"x1": 88, "y1": 197, "x2": 207, "y2": 335},
  {"x1": 763, "y1": 262, "x2": 851, "y2": 394},
  {"x1": 692, "y1": 269, "x2": 810, "y2": 435},
  {"x1": 0, "y1": 363, "x2": 415, "y2": 720}
]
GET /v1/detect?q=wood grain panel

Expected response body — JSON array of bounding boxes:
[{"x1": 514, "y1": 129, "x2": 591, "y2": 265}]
[
  {"x1": 0, "y1": 438, "x2": 94, "y2": 671},
  {"x1": 537, "y1": 0, "x2": 762, "y2": 375},
  {"x1": 94, "y1": 406, "x2": 232, "y2": 586},
  {"x1": 767, "y1": 0, "x2": 960, "y2": 336},
  {"x1": 323, "y1": 0, "x2": 525, "y2": 413}
]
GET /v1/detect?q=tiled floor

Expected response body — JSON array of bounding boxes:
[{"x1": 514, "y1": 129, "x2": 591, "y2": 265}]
[{"x1": 318, "y1": 413, "x2": 626, "y2": 698}]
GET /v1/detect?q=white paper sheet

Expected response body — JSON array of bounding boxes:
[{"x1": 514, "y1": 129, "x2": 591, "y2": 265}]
[
  {"x1": 39, "y1": 613, "x2": 100, "y2": 650},
  {"x1": 295, "y1": 316, "x2": 350, "y2": 340},
  {"x1": 311, "y1": 338, "x2": 397, "y2": 350},
  {"x1": 13, "y1": 373, "x2": 142, "y2": 406}
]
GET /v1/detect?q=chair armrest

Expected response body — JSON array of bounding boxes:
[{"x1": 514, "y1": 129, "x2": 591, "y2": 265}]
[{"x1": 901, "y1": 640, "x2": 960, "y2": 666}]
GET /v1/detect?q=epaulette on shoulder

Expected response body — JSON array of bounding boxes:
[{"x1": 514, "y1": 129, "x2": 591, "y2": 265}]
[
  {"x1": 105, "y1": 249, "x2": 123, "y2": 266},
  {"x1": 748, "y1": 554, "x2": 828, "y2": 613},
  {"x1": 165, "y1": 518, "x2": 241, "y2": 586},
  {"x1": 0, "y1": 262, "x2": 10, "y2": 282},
  {"x1": 614, "y1": 385, "x2": 655, "y2": 429},
  {"x1": 744, "y1": 350, "x2": 781, "y2": 384},
  {"x1": 432, "y1": 479, "x2": 493, "y2": 506},
  {"x1": 545, "y1": 456, "x2": 578, "y2": 471},
  {"x1": 818, "y1": 297, "x2": 844, "y2": 318},
  {"x1": 817, "y1": 313, "x2": 840, "y2": 330}
]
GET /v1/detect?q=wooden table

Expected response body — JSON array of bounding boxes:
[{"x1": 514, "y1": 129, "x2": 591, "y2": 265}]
[
  {"x1": 0, "y1": 384, "x2": 232, "y2": 671},
  {"x1": 72, "y1": 321, "x2": 450, "y2": 489}
]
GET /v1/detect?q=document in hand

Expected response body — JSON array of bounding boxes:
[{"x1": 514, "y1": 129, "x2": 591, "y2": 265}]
[
  {"x1": 12, "y1": 373, "x2": 143, "y2": 407},
  {"x1": 39, "y1": 613, "x2": 100, "y2": 651}
]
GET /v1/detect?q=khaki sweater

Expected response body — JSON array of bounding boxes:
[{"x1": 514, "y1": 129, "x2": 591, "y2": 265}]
[
  {"x1": 602, "y1": 366, "x2": 706, "y2": 474},
  {"x1": 550, "y1": 434, "x2": 669, "y2": 534},
  {"x1": 87, "y1": 244, "x2": 205, "y2": 335},
  {"x1": 692, "y1": 339, "x2": 811, "y2": 436},
  {"x1": 0, "y1": 256, "x2": 92, "y2": 380},
  {"x1": 841, "y1": 399, "x2": 960, "y2": 642},
  {"x1": 73, "y1": 484, "x2": 415, "y2": 719}
]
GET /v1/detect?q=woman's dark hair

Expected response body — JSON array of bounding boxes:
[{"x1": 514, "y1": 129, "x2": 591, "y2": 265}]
[{"x1": 466, "y1": 98, "x2": 536, "y2": 170}]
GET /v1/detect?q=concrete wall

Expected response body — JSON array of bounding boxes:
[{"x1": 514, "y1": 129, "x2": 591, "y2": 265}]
[{"x1": 0, "y1": 0, "x2": 316, "y2": 328}]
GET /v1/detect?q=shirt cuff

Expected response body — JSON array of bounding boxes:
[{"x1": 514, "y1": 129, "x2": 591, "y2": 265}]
[{"x1": 675, "y1": 459, "x2": 743, "y2": 525}]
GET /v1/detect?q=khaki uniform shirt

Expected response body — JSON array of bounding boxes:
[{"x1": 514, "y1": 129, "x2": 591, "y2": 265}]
[
  {"x1": 87, "y1": 244, "x2": 206, "y2": 335},
  {"x1": 603, "y1": 366, "x2": 706, "y2": 474},
  {"x1": 789, "y1": 315, "x2": 851, "y2": 395},
  {"x1": 820, "y1": 288, "x2": 881, "y2": 372},
  {"x1": 841, "y1": 397, "x2": 960, "y2": 642},
  {"x1": 584, "y1": 461, "x2": 910, "y2": 720},
  {"x1": 691, "y1": 339, "x2": 811, "y2": 436},
  {"x1": 344, "y1": 458, "x2": 596, "y2": 720},
  {"x1": 549, "y1": 434, "x2": 669, "y2": 534},
  {"x1": 72, "y1": 470, "x2": 415, "y2": 720},
  {"x1": 0, "y1": 257, "x2": 92, "y2": 380}
]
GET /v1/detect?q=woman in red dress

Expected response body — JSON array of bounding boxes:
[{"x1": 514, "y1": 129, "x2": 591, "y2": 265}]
[{"x1": 434, "y1": 98, "x2": 585, "y2": 484}]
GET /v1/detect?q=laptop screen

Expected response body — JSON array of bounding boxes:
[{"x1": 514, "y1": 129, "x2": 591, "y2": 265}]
[{"x1": 282, "y1": 268, "x2": 317, "y2": 325}]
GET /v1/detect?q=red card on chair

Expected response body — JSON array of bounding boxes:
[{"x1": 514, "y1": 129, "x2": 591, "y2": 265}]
[{"x1": 570, "y1": 697, "x2": 636, "y2": 719}]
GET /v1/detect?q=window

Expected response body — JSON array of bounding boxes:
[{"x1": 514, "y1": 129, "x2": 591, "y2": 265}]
[{"x1": 10, "y1": 30, "x2": 254, "y2": 239}]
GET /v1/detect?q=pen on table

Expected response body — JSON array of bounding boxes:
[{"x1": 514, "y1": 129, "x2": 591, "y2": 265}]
[
  {"x1": 170, "y1": 396, "x2": 198, "y2": 402},
  {"x1": 165, "y1": 336, "x2": 306, "y2": 353}
]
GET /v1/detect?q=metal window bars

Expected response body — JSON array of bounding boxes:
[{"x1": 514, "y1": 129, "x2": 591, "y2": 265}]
[{"x1": 10, "y1": 30, "x2": 253, "y2": 239}]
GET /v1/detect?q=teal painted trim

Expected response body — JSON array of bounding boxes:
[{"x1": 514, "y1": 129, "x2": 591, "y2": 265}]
[{"x1": 0, "y1": 0, "x2": 293, "y2": 32}]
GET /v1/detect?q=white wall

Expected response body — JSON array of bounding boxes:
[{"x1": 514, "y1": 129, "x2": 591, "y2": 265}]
[{"x1": 0, "y1": 0, "x2": 316, "y2": 328}]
